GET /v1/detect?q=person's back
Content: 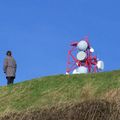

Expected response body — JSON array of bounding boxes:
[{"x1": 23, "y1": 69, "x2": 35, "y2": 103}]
[{"x1": 3, "y1": 51, "x2": 17, "y2": 85}]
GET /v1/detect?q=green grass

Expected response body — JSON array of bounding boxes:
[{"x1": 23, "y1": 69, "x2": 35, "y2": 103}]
[{"x1": 0, "y1": 70, "x2": 120, "y2": 114}]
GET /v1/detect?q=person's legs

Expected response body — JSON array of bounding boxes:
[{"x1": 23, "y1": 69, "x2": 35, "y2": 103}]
[
  {"x1": 6, "y1": 77, "x2": 11, "y2": 85},
  {"x1": 6, "y1": 77, "x2": 15, "y2": 85},
  {"x1": 10, "y1": 77, "x2": 15, "y2": 84}
]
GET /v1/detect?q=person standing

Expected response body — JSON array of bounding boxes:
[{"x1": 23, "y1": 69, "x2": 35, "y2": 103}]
[{"x1": 3, "y1": 51, "x2": 17, "y2": 85}]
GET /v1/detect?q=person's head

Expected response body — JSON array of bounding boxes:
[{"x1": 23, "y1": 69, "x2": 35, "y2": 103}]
[{"x1": 6, "y1": 51, "x2": 12, "y2": 56}]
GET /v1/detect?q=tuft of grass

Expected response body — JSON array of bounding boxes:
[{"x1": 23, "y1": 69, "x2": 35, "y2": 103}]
[{"x1": 0, "y1": 70, "x2": 120, "y2": 115}]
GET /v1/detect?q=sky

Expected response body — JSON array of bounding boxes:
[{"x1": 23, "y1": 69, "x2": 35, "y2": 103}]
[{"x1": 0, "y1": 0, "x2": 120, "y2": 86}]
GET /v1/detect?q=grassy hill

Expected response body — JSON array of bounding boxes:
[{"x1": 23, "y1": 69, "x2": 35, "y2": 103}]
[{"x1": 0, "y1": 70, "x2": 120, "y2": 120}]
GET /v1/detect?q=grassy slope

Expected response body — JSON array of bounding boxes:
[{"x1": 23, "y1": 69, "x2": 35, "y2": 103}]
[{"x1": 0, "y1": 70, "x2": 120, "y2": 115}]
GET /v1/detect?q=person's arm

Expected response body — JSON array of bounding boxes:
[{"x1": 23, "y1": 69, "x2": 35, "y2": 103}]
[
  {"x1": 15, "y1": 61, "x2": 17, "y2": 73},
  {"x1": 3, "y1": 58, "x2": 8, "y2": 73},
  {"x1": 14, "y1": 59, "x2": 17, "y2": 73}
]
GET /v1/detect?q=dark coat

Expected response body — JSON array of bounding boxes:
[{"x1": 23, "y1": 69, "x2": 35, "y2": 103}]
[{"x1": 3, "y1": 56, "x2": 17, "y2": 77}]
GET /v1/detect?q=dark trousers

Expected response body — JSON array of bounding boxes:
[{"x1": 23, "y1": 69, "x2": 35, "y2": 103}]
[{"x1": 6, "y1": 77, "x2": 15, "y2": 85}]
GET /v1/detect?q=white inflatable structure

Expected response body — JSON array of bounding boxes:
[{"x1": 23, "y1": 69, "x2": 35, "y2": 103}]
[{"x1": 66, "y1": 38, "x2": 104, "y2": 75}]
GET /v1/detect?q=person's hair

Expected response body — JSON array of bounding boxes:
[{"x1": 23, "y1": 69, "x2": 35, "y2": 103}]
[{"x1": 6, "y1": 51, "x2": 12, "y2": 56}]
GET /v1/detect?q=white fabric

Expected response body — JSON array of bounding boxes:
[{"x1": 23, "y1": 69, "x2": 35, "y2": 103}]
[
  {"x1": 90, "y1": 47, "x2": 94, "y2": 53},
  {"x1": 97, "y1": 61, "x2": 104, "y2": 70},
  {"x1": 77, "y1": 51, "x2": 87, "y2": 61},
  {"x1": 72, "y1": 66, "x2": 88, "y2": 74},
  {"x1": 77, "y1": 40, "x2": 88, "y2": 51}
]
